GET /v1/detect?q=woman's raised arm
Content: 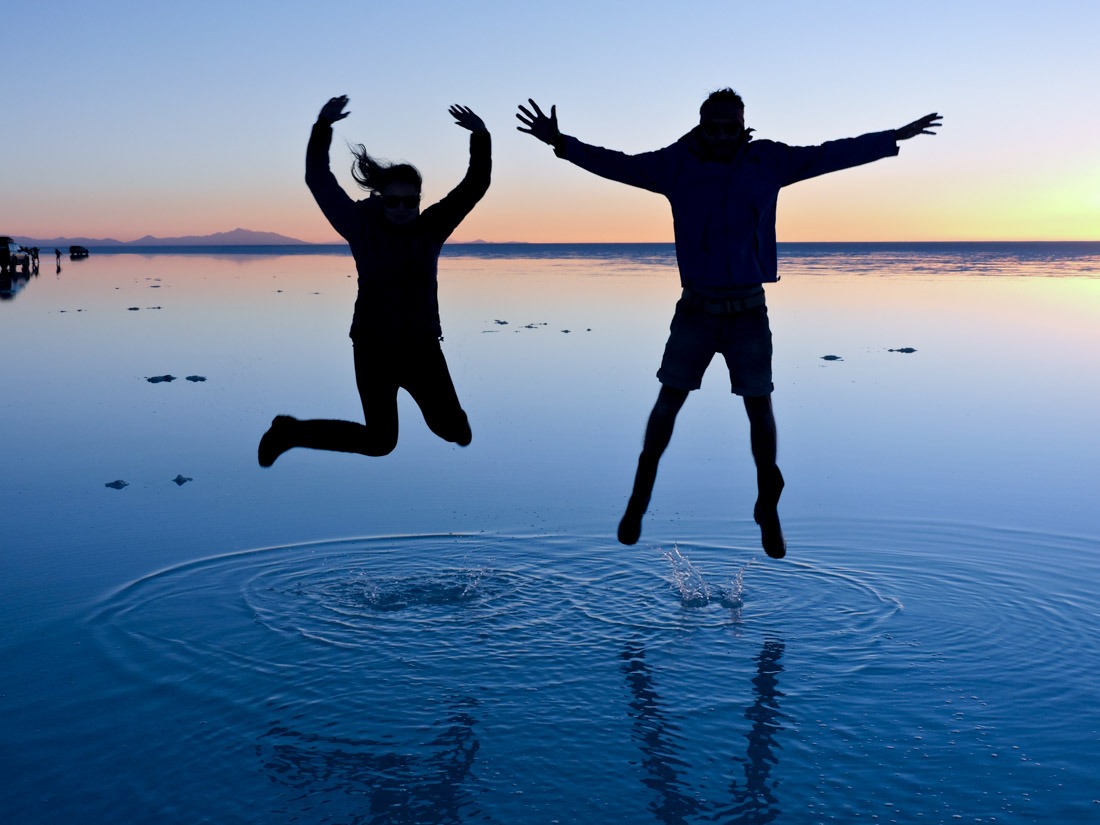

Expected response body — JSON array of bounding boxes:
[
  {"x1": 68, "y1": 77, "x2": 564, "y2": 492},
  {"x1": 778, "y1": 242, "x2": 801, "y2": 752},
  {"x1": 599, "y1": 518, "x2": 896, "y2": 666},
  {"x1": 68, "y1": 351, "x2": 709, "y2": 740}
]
[{"x1": 306, "y1": 96, "x2": 357, "y2": 240}]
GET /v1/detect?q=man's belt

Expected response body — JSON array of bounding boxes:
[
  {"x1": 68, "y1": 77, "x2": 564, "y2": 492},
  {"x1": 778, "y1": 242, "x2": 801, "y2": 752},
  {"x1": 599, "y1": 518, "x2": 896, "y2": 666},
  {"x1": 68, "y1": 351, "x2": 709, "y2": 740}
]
[{"x1": 682, "y1": 287, "x2": 766, "y2": 315}]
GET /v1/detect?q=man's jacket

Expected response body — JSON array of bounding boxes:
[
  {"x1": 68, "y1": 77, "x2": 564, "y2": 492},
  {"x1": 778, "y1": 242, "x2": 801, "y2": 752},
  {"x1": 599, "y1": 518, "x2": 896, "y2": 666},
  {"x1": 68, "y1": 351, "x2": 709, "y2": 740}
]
[{"x1": 557, "y1": 127, "x2": 897, "y2": 291}]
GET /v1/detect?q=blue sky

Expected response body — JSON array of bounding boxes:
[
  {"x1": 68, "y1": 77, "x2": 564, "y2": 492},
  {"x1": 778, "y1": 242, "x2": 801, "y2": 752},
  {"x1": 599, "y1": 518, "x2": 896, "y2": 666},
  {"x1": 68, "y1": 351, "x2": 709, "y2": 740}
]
[{"x1": 5, "y1": 0, "x2": 1098, "y2": 241}]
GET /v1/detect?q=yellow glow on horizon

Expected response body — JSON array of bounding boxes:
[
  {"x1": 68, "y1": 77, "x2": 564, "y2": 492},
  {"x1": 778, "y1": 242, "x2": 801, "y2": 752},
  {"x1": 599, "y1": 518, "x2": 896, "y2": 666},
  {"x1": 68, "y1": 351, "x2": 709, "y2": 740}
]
[{"x1": 17, "y1": 164, "x2": 1097, "y2": 245}]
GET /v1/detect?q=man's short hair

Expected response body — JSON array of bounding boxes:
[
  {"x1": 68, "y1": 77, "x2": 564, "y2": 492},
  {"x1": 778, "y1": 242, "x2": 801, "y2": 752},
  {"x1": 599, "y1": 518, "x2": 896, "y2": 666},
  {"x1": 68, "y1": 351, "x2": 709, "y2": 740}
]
[{"x1": 700, "y1": 88, "x2": 745, "y2": 119}]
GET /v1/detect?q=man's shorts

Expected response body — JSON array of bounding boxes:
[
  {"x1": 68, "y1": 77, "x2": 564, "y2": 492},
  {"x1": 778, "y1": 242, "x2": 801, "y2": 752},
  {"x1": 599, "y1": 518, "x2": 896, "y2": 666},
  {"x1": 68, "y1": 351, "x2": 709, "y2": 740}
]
[{"x1": 656, "y1": 294, "x2": 774, "y2": 396}]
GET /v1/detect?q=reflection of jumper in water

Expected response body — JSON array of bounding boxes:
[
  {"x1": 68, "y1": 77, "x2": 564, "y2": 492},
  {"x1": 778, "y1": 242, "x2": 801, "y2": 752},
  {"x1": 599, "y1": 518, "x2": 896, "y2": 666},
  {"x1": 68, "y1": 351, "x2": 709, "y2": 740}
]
[
  {"x1": 260, "y1": 696, "x2": 481, "y2": 820},
  {"x1": 259, "y1": 97, "x2": 491, "y2": 465},
  {"x1": 728, "y1": 640, "x2": 785, "y2": 823},
  {"x1": 620, "y1": 638, "x2": 785, "y2": 824}
]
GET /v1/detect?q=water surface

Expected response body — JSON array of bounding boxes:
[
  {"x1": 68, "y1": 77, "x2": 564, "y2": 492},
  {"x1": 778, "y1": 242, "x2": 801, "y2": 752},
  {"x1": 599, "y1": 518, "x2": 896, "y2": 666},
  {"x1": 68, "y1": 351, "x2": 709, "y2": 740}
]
[{"x1": 2, "y1": 245, "x2": 1098, "y2": 823}]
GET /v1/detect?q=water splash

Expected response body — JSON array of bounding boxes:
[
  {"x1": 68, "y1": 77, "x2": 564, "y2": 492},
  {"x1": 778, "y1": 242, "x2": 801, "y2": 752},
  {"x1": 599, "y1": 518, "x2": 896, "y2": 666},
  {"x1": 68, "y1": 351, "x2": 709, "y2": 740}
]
[
  {"x1": 352, "y1": 566, "x2": 488, "y2": 612},
  {"x1": 727, "y1": 564, "x2": 747, "y2": 612},
  {"x1": 662, "y1": 544, "x2": 710, "y2": 607},
  {"x1": 662, "y1": 544, "x2": 751, "y2": 612}
]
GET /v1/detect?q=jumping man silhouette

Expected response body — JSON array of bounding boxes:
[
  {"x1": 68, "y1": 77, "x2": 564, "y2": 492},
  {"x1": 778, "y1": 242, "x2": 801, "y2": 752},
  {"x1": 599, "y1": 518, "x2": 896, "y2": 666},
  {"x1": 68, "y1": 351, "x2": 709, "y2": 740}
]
[{"x1": 518, "y1": 90, "x2": 940, "y2": 556}]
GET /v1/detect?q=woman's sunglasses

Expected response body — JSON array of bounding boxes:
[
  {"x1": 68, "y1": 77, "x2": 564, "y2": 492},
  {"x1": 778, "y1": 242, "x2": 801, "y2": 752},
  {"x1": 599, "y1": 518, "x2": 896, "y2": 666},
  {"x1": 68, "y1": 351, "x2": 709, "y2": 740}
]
[{"x1": 383, "y1": 195, "x2": 421, "y2": 209}]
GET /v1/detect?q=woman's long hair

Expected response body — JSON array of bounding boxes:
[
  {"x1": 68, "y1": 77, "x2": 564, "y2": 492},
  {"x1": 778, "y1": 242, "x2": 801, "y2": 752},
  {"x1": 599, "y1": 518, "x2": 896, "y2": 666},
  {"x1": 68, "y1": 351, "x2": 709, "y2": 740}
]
[{"x1": 349, "y1": 144, "x2": 422, "y2": 193}]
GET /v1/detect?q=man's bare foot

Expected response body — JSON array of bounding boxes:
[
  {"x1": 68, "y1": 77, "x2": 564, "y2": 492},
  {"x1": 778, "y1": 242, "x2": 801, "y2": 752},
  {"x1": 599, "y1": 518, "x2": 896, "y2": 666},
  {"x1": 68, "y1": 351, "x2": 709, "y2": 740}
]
[
  {"x1": 258, "y1": 415, "x2": 297, "y2": 467},
  {"x1": 754, "y1": 467, "x2": 786, "y2": 559},
  {"x1": 618, "y1": 497, "x2": 648, "y2": 545}
]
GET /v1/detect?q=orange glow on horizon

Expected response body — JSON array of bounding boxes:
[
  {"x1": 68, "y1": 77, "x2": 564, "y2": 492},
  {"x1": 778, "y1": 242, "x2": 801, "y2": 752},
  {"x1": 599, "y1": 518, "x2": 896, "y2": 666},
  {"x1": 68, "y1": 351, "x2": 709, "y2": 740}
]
[{"x1": 14, "y1": 166, "x2": 1098, "y2": 245}]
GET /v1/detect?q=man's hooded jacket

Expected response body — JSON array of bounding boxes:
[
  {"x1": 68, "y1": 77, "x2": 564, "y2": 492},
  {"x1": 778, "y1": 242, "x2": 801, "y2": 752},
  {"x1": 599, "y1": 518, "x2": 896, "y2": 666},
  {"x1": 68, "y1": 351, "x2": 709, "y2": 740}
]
[{"x1": 556, "y1": 126, "x2": 897, "y2": 292}]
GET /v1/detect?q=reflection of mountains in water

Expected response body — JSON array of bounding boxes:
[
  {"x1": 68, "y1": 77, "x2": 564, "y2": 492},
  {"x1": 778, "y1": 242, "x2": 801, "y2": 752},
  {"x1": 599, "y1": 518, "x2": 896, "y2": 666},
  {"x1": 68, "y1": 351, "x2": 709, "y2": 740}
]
[{"x1": 13, "y1": 240, "x2": 1099, "y2": 275}]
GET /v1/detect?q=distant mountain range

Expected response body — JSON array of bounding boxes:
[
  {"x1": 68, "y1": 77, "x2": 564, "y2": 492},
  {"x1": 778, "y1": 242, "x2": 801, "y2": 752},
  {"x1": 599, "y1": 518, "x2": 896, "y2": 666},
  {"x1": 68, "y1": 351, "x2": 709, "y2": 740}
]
[
  {"x1": 13, "y1": 230, "x2": 529, "y2": 247},
  {"x1": 14, "y1": 228, "x2": 312, "y2": 247}
]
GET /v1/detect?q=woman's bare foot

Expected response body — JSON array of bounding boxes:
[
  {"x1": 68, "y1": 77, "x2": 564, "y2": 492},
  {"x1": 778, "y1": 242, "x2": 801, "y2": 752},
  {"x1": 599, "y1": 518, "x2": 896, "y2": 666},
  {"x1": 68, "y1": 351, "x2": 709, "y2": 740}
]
[{"x1": 257, "y1": 415, "x2": 297, "y2": 467}]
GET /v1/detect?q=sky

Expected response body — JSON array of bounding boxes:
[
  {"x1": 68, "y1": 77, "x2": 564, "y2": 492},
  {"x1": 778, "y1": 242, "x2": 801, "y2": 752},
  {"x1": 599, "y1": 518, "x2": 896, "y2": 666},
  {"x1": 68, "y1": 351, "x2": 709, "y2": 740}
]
[{"x1": 4, "y1": 0, "x2": 1099, "y2": 243}]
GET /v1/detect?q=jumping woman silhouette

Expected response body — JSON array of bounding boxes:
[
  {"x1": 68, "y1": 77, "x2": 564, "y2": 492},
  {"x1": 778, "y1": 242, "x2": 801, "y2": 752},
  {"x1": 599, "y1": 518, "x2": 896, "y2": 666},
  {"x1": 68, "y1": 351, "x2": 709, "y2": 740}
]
[{"x1": 259, "y1": 96, "x2": 491, "y2": 466}]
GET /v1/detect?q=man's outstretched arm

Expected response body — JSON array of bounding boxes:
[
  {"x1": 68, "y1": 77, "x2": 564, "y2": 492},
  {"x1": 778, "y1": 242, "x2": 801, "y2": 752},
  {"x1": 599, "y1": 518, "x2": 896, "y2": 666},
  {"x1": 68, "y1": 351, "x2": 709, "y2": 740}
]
[
  {"x1": 516, "y1": 98, "x2": 673, "y2": 194},
  {"x1": 780, "y1": 112, "x2": 943, "y2": 186},
  {"x1": 895, "y1": 112, "x2": 943, "y2": 141}
]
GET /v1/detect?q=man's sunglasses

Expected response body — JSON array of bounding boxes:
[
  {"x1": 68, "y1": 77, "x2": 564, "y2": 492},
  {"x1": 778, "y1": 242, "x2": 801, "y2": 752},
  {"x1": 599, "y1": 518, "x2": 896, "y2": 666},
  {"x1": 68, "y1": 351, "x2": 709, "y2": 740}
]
[
  {"x1": 383, "y1": 195, "x2": 421, "y2": 208},
  {"x1": 701, "y1": 121, "x2": 742, "y2": 137}
]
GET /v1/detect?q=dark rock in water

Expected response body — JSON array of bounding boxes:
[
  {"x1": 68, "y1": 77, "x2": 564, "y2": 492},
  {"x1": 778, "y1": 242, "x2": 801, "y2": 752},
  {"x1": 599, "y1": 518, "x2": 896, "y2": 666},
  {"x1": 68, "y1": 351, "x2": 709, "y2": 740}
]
[
  {"x1": 104, "y1": 480, "x2": 129, "y2": 490},
  {"x1": 146, "y1": 375, "x2": 176, "y2": 383},
  {"x1": 888, "y1": 347, "x2": 918, "y2": 353},
  {"x1": 185, "y1": 375, "x2": 206, "y2": 382},
  {"x1": 821, "y1": 354, "x2": 843, "y2": 361},
  {"x1": 172, "y1": 475, "x2": 193, "y2": 486}
]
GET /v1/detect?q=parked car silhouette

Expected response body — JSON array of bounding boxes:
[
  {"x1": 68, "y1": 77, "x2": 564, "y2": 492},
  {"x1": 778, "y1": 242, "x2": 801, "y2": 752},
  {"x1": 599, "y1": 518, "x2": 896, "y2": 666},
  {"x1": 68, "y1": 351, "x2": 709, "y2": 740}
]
[{"x1": 1, "y1": 236, "x2": 30, "y2": 274}]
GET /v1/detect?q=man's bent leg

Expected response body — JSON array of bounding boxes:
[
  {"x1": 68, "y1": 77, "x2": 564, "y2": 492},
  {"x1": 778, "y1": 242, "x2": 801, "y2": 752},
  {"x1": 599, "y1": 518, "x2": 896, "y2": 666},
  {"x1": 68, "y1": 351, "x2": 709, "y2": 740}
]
[
  {"x1": 618, "y1": 385, "x2": 689, "y2": 545},
  {"x1": 743, "y1": 394, "x2": 785, "y2": 559}
]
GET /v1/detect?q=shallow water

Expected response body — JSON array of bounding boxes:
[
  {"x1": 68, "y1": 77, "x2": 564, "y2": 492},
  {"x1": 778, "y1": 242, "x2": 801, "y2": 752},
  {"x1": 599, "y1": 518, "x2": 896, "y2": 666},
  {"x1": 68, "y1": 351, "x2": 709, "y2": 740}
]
[{"x1": 2, "y1": 247, "x2": 1099, "y2": 823}]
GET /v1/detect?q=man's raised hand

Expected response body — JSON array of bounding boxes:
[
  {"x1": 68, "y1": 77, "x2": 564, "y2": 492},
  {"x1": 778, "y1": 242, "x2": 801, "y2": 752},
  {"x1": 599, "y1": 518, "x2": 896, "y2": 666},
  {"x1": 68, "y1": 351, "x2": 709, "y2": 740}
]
[
  {"x1": 516, "y1": 99, "x2": 560, "y2": 145},
  {"x1": 895, "y1": 113, "x2": 942, "y2": 141}
]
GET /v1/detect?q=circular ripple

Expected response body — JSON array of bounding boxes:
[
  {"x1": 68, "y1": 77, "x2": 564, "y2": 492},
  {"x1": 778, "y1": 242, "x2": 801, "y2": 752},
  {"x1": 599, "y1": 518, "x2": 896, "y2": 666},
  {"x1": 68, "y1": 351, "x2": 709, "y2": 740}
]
[
  {"x1": 82, "y1": 523, "x2": 1100, "y2": 822},
  {"x1": 811, "y1": 519, "x2": 1100, "y2": 691},
  {"x1": 243, "y1": 542, "x2": 531, "y2": 652},
  {"x1": 90, "y1": 524, "x2": 1099, "y2": 680},
  {"x1": 559, "y1": 534, "x2": 904, "y2": 645},
  {"x1": 88, "y1": 527, "x2": 918, "y2": 701},
  {"x1": 95, "y1": 535, "x2": 549, "y2": 683}
]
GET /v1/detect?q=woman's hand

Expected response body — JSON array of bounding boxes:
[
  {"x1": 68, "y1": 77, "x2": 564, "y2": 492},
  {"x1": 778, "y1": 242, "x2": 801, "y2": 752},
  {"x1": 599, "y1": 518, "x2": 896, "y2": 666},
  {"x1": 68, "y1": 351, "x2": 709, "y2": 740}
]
[
  {"x1": 449, "y1": 104, "x2": 487, "y2": 132},
  {"x1": 515, "y1": 99, "x2": 559, "y2": 145},
  {"x1": 319, "y1": 95, "x2": 350, "y2": 124}
]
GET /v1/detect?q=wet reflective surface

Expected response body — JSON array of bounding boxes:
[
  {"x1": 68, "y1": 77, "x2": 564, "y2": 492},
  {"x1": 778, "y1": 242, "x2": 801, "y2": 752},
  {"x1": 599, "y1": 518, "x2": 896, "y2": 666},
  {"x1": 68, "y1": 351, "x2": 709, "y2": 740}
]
[{"x1": 2, "y1": 246, "x2": 1099, "y2": 823}]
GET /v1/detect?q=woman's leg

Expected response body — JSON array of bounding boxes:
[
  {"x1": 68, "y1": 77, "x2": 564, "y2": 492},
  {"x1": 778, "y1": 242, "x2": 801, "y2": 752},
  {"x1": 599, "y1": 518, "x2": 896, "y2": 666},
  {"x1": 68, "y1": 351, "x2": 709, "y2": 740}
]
[
  {"x1": 257, "y1": 342, "x2": 399, "y2": 466},
  {"x1": 402, "y1": 341, "x2": 471, "y2": 446}
]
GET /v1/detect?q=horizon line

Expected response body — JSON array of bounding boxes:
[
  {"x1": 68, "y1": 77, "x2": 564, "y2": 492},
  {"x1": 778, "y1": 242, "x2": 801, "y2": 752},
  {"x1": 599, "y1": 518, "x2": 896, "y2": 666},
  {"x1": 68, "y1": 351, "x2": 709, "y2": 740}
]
[{"x1": 14, "y1": 237, "x2": 1100, "y2": 246}]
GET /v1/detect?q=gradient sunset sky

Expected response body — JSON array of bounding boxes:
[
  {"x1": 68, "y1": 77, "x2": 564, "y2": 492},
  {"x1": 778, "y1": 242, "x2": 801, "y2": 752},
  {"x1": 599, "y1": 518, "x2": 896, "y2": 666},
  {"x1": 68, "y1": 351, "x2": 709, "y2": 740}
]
[{"x1": 5, "y1": 1, "x2": 1098, "y2": 243}]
